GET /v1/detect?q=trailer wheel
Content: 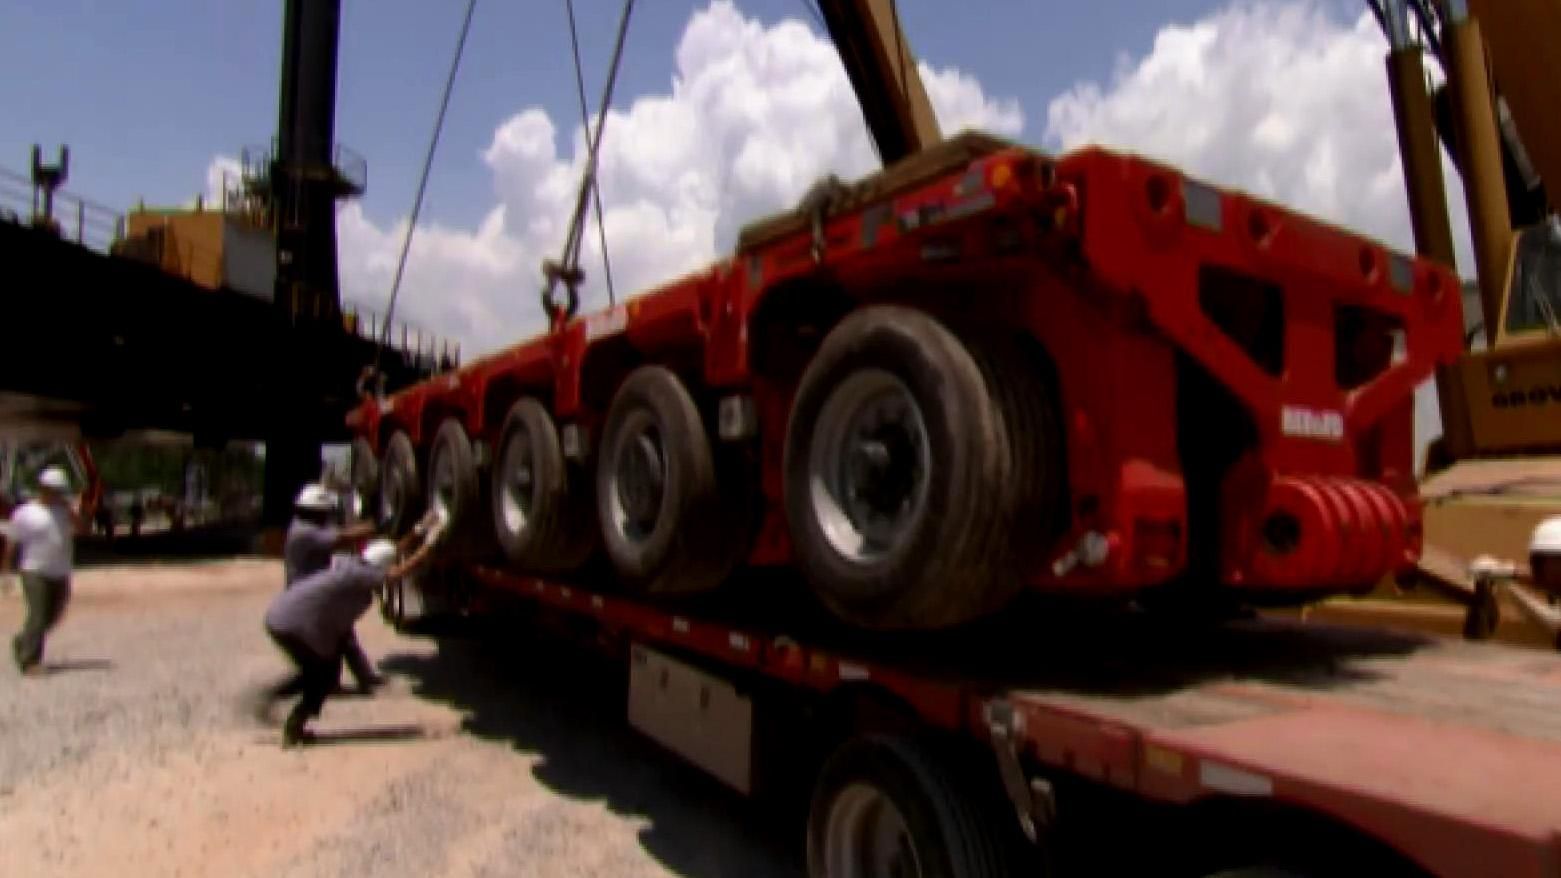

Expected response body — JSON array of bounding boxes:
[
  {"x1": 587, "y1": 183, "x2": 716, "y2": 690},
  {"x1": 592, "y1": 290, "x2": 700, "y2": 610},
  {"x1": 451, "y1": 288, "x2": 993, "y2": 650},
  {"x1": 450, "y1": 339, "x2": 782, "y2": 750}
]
[
  {"x1": 807, "y1": 734, "x2": 1027, "y2": 878},
  {"x1": 596, "y1": 365, "x2": 741, "y2": 595},
  {"x1": 492, "y1": 397, "x2": 595, "y2": 571},
  {"x1": 349, "y1": 438, "x2": 379, "y2": 523},
  {"x1": 428, "y1": 418, "x2": 488, "y2": 557},
  {"x1": 785, "y1": 306, "x2": 1043, "y2": 629},
  {"x1": 379, "y1": 430, "x2": 423, "y2": 535}
]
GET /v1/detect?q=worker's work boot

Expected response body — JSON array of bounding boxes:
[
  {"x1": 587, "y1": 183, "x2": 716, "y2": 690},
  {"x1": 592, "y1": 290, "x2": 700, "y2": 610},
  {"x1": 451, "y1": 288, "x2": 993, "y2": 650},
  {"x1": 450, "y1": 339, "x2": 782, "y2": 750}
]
[{"x1": 281, "y1": 712, "x2": 315, "y2": 748}]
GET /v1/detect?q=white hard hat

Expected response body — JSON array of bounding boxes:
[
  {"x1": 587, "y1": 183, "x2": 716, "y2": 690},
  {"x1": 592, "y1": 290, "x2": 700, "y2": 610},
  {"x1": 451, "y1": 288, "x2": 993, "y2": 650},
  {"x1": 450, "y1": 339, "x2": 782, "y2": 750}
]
[
  {"x1": 1530, "y1": 516, "x2": 1561, "y2": 556},
  {"x1": 37, "y1": 467, "x2": 70, "y2": 492},
  {"x1": 294, "y1": 484, "x2": 338, "y2": 512},
  {"x1": 1468, "y1": 554, "x2": 1518, "y2": 578},
  {"x1": 360, "y1": 538, "x2": 398, "y2": 571}
]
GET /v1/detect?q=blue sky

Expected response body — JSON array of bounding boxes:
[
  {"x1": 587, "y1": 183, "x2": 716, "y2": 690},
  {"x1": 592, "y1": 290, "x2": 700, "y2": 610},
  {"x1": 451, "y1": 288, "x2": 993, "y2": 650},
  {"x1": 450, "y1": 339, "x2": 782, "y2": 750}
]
[{"x1": 2, "y1": 0, "x2": 1236, "y2": 228}]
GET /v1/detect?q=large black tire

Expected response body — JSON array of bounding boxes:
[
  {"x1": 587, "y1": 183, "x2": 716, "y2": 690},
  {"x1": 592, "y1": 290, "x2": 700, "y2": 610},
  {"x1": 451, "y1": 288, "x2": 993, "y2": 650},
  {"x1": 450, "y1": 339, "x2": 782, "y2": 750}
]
[
  {"x1": 491, "y1": 397, "x2": 595, "y2": 572},
  {"x1": 379, "y1": 430, "x2": 423, "y2": 536},
  {"x1": 349, "y1": 437, "x2": 379, "y2": 523},
  {"x1": 595, "y1": 365, "x2": 744, "y2": 595},
  {"x1": 783, "y1": 306, "x2": 1054, "y2": 629},
  {"x1": 427, "y1": 417, "x2": 489, "y2": 558},
  {"x1": 965, "y1": 339, "x2": 1067, "y2": 582},
  {"x1": 806, "y1": 734, "x2": 1030, "y2": 878}
]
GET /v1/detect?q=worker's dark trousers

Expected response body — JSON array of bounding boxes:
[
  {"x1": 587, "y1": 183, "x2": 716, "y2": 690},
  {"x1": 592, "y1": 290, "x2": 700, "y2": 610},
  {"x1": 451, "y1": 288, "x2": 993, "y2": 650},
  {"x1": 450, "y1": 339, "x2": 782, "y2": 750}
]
[
  {"x1": 265, "y1": 627, "x2": 337, "y2": 734},
  {"x1": 12, "y1": 573, "x2": 70, "y2": 670},
  {"x1": 270, "y1": 630, "x2": 373, "y2": 695},
  {"x1": 340, "y1": 630, "x2": 378, "y2": 686}
]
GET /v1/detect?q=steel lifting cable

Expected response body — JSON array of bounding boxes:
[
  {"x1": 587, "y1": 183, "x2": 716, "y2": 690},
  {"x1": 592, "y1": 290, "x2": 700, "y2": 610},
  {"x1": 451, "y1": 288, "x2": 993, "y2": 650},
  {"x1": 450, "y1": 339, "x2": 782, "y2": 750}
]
[
  {"x1": 373, "y1": 0, "x2": 479, "y2": 376},
  {"x1": 564, "y1": 0, "x2": 616, "y2": 306},
  {"x1": 542, "y1": 0, "x2": 636, "y2": 324}
]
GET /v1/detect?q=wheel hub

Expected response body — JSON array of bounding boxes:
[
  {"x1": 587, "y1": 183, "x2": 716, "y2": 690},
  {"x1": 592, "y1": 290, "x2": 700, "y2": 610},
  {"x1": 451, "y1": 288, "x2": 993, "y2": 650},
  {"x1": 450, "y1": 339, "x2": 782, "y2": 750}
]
[
  {"x1": 845, "y1": 430, "x2": 918, "y2": 523},
  {"x1": 613, "y1": 419, "x2": 666, "y2": 541},
  {"x1": 809, "y1": 369, "x2": 930, "y2": 563},
  {"x1": 500, "y1": 430, "x2": 536, "y2": 534},
  {"x1": 822, "y1": 782, "x2": 922, "y2": 878}
]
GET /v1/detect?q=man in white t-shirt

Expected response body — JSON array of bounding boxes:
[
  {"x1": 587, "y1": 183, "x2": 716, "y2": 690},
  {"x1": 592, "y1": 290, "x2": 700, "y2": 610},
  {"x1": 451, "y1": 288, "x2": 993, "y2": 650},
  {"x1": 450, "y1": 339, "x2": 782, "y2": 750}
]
[{"x1": 3, "y1": 467, "x2": 78, "y2": 675}]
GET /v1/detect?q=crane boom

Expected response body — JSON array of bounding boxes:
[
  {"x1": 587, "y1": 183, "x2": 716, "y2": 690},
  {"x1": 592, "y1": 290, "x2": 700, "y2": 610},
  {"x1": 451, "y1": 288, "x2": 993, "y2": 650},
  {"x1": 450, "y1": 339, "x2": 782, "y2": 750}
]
[
  {"x1": 1468, "y1": 0, "x2": 1561, "y2": 218},
  {"x1": 816, "y1": 0, "x2": 942, "y2": 165}
]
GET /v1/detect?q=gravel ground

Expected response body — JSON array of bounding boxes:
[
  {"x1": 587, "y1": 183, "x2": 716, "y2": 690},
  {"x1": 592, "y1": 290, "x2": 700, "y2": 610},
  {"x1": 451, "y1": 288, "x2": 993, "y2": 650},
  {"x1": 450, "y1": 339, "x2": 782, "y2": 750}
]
[{"x1": 0, "y1": 559, "x2": 799, "y2": 878}]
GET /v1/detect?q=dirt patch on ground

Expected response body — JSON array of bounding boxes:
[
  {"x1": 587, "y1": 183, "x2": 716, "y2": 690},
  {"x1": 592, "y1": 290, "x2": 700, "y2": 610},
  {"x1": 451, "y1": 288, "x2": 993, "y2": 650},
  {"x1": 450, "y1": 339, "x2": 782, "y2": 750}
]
[{"x1": 0, "y1": 559, "x2": 797, "y2": 877}]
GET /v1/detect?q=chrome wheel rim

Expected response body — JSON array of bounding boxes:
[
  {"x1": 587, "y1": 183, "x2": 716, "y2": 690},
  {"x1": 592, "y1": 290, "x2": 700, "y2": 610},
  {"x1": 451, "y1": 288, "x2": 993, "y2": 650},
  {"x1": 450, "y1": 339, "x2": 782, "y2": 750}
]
[
  {"x1": 498, "y1": 428, "x2": 536, "y2": 536},
  {"x1": 807, "y1": 369, "x2": 930, "y2": 564},
  {"x1": 608, "y1": 409, "x2": 666, "y2": 545},
  {"x1": 822, "y1": 782, "x2": 922, "y2": 878},
  {"x1": 380, "y1": 576, "x2": 403, "y2": 626},
  {"x1": 380, "y1": 473, "x2": 402, "y2": 525},
  {"x1": 430, "y1": 448, "x2": 457, "y2": 518}
]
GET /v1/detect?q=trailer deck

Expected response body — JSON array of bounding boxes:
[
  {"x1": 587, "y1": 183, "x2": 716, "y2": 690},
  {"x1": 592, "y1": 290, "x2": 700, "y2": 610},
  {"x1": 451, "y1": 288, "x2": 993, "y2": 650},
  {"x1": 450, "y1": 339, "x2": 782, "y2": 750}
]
[{"x1": 440, "y1": 565, "x2": 1561, "y2": 877}]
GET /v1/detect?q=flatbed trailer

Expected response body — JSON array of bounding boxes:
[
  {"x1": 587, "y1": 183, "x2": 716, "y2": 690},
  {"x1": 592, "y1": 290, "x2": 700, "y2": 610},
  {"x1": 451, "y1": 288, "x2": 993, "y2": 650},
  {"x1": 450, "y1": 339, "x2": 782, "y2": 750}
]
[{"x1": 388, "y1": 564, "x2": 1561, "y2": 878}]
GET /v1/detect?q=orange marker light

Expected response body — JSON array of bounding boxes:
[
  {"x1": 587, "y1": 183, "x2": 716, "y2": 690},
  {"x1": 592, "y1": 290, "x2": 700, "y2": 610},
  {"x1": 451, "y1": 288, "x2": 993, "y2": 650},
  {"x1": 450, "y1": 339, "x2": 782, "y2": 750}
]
[{"x1": 990, "y1": 162, "x2": 1014, "y2": 192}]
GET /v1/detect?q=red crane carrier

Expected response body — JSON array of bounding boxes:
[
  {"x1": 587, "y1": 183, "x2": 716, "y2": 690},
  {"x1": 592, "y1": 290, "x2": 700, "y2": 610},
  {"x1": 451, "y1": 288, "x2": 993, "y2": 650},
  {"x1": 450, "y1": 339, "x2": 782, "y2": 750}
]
[{"x1": 346, "y1": 2, "x2": 1561, "y2": 875}]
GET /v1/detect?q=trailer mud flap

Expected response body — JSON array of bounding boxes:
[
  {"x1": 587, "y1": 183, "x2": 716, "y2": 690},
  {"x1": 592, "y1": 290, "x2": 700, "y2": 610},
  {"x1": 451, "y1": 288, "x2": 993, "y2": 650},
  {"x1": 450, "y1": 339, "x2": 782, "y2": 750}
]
[
  {"x1": 984, "y1": 699, "x2": 1057, "y2": 844},
  {"x1": 628, "y1": 643, "x2": 755, "y2": 794}
]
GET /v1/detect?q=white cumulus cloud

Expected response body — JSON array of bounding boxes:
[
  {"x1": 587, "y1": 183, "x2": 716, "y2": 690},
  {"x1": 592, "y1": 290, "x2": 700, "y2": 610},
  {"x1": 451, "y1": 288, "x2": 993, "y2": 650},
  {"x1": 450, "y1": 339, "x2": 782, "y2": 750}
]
[
  {"x1": 1043, "y1": 0, "x2": 1474, "y2": 461},
  {"x1": 335, "y1": 0, "x2": 1023, "y2": 358},
  {"x1": 1044, "y1": 0, "x2": 1474, "y2": 270}
]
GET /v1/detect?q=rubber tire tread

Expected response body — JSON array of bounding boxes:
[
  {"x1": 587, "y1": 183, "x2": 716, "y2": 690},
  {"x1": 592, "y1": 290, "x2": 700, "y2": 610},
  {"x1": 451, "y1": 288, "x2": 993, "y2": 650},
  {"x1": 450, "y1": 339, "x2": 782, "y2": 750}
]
[
  {"x1": 491, "y1": 397, "x2": 595, "y2": 572},
  {"x1": 783, "y1": 305, "x2": 1014, "y2": 630},
  {"x1": 380, "y1": 430, "x2": 422, "y2": 536},
  {"x1": 806, "y1": 734, "x2": 1027, "y2": 878},
  {"x1": 428, "y1": 418, "x2": 484, "y2": 559},
  {"x1": 962, "y1": 339, "x2": 1067, "y2": 619},
  {"x1": 596, "y1": 365, "x2": 742, "y2": 596}
]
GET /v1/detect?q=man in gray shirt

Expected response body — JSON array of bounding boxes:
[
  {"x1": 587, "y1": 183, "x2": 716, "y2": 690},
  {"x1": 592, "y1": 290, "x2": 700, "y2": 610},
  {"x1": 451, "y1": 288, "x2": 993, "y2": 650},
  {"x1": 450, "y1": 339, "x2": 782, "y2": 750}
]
[
  {"x1": 262, "y1": 526, "x2": 442, "y2": 747},
  {"x1": 284, "y1": 484, "x2": 381, "y2": 691}
]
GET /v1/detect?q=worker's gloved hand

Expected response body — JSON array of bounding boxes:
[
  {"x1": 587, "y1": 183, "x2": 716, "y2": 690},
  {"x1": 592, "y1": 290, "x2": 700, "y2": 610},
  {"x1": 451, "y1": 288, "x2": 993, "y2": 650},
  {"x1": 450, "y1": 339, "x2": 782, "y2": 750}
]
[
  {"x1": 413, "y1": 507, "x2": 446, "y2": 538},
  {"x1": 1469, "y1": 554, "x2": 1519, "y2": 581}
]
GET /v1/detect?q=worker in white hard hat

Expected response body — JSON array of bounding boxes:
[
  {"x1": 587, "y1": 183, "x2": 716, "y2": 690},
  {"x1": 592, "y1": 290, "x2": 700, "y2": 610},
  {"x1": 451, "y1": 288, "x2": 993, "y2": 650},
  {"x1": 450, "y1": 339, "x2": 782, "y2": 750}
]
[
  {"x1": 1480, "y1": 516, "x2": 1561, "y2": 648},
  {"x1": 2, "y1": 467, "x2": 79, "y2": 675},
  {"x1": 285, "y1": 484, "x2": 378, "y2": 585},
  {"x1": 259, "y1": 516, "x2": 445, "y2": 747},
  {"x1": 284, "y1": 483, "x2": 384, "y2": 692}
]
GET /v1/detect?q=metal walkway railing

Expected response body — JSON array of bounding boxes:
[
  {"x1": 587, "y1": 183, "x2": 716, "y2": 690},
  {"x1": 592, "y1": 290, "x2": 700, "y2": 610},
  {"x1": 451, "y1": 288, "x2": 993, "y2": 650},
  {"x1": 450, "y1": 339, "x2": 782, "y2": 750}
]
[
  {"x1": 341, "y1": 303, "x2": 462, "y2": 372},
  {"x1": 0, "y1": 166, "x2": 125, "y2": 252},
  {"x1": 2, "y1": 159, "x2": 458, "y2": 374}
]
